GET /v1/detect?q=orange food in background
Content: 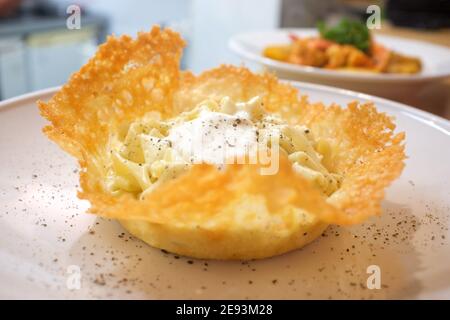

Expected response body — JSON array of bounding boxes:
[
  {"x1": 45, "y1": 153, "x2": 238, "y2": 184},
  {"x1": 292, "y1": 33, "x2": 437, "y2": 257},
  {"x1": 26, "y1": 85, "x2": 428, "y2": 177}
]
[{"x1": 263, "y1": 35, "x2": 422, "y2": 74}]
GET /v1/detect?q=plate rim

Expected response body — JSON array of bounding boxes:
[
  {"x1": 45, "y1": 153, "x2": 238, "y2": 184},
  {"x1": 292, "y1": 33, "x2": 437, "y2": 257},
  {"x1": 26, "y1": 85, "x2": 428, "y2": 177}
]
[
  {"x1": 288, "y1": 80, "x2": 450, "y2": 131},
  {"x1": 1, "y1": 83, "x2": 449, "y2": 132},
  {"x1": 229, "y1": 28, "x2": 450, "y2": 82},
  {"x1": 1, "y1": 84, "x2": 450, "y2": 299},
  {"x1": 0, "y1": 86, "x2": 60, "y2": 111}
]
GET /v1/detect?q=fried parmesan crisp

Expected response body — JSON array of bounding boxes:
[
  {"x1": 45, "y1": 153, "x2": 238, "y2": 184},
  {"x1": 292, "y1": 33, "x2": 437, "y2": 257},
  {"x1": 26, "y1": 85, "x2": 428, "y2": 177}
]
[{"x1": 38, "y1": 26, "x2": 405, "y2": 259}]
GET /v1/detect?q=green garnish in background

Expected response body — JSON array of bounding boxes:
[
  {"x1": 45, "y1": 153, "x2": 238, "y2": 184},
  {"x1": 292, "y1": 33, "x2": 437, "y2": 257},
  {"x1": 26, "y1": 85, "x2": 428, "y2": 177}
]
[{"x1": 317, "y1": 19, "x2": 371, "y2": 52}]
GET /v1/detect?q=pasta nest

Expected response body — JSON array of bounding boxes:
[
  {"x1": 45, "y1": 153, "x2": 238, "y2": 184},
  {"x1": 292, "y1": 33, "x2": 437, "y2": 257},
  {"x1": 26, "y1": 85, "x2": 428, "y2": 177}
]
[{"x1": 38, "y1": 26, "x2": 405, "y2": 260}]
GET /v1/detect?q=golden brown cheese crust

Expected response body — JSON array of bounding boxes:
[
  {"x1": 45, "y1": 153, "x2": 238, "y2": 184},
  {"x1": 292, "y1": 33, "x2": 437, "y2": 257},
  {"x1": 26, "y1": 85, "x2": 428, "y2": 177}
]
[{"x1": 38, "y1": 26, "x2": 405, "y2": 259}]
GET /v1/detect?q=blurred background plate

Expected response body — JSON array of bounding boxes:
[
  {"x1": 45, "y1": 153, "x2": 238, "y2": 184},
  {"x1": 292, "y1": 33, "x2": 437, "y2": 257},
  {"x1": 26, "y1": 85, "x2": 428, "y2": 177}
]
[
  {"x1": 0, "y1": 85, "x2": 449, "y2": 299},
  {"x1": 229, "y1": 29, "x2": 450, "y2": 100}
]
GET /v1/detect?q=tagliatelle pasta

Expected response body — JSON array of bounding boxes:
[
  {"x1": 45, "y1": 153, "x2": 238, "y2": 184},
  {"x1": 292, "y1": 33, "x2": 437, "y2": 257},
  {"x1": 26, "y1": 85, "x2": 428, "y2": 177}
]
[
  {"x1": 107, "y1": 95, "x2": 343, "y2": 200},
  {"x1": 38, "y1": 26, "x2": 405, "y2": 259}
]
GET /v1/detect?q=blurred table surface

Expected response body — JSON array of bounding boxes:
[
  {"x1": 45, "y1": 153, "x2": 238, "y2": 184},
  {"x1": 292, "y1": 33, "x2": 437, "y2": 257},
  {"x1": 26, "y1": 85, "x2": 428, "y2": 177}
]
[{"x1": 375, "y1": 23, "x2": 450, "y2": 120}]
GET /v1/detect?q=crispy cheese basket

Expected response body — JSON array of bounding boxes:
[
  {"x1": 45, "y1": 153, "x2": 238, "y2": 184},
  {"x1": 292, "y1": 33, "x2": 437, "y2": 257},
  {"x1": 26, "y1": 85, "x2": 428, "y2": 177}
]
[{"x1": 38, "y1": 26, "x2": 405, "y2": 260}]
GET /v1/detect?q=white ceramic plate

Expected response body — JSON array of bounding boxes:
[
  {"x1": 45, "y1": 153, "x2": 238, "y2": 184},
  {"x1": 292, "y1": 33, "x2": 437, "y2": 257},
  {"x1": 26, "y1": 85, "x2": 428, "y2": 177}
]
[
  {"x1": 0, "y1": 85, "x2": 449, "y2": 299},
  {"x1": 229, "y1": 29, "x2": 450, "y2": 99}
]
